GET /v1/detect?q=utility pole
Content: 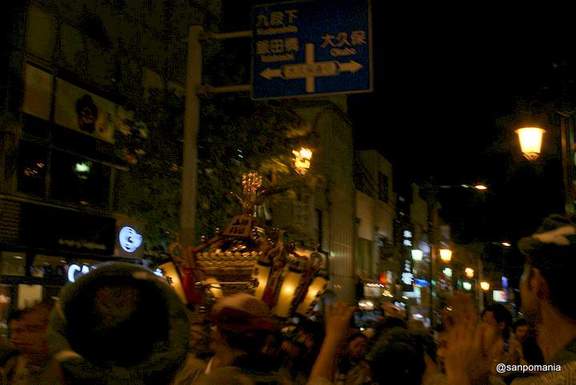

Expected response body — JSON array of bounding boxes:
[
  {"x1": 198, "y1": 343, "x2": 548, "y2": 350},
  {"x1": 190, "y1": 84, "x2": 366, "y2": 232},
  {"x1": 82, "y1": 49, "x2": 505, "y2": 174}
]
[
  {"x1": 180, "y1": 25, "x2": 203, "y2": 247},
  {"x1": 559, "y1": 112, "x2": 575, "y2": 214},
  {"x1": 423, "y1": 182, "x2": 439, "y2": 328},
  {"x1": 179, "y1": 26, "x2": 252, "y2": 247}
]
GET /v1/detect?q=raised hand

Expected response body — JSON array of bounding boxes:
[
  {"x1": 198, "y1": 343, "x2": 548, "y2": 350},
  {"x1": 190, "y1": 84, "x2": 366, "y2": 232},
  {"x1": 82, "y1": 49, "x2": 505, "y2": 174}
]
[
  {"x1": 324, "y1": 302, "x2": 355, "y2": 342},
  {"x1": 444, "y1": 294, "x2": 495, "y2": 385}
]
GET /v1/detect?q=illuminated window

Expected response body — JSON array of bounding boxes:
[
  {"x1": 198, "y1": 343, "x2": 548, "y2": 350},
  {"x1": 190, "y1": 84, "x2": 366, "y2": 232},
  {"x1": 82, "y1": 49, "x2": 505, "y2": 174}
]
[{"x1": 51, "y1": 151, "x2": 110, "y2": 207}]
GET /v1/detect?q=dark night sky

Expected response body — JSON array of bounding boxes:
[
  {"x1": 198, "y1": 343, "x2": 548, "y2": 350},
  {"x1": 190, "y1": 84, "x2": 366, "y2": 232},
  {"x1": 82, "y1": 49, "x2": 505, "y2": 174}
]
[
  {"x1": 222, "y1": 2, "x2": 575, "y2": 258},
  {"x1": 346, "y1": 4, "x2": 576, "y2": 247}
]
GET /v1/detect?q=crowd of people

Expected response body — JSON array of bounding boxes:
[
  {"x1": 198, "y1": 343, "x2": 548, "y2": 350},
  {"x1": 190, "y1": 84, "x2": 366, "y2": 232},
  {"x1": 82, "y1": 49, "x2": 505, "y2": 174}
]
[{"x1": 0, "y1": 213, "x2": 575, "y2": 385}]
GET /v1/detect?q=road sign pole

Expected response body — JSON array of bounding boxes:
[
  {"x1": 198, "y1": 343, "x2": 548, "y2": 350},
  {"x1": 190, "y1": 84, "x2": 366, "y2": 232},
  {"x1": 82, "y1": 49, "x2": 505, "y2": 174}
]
[
  {"x1": 180, "y1": 25, "x2": 203, "y2": 247},
  {"x1": 180, "y1": 27, "x2": 252, "y2": 247}
]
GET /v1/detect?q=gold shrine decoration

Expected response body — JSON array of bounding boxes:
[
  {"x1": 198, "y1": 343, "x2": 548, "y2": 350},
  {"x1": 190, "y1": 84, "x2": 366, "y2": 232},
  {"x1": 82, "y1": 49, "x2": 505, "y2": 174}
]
[
  {"x1": 204, "y1": 277, "x2": 224, "y2": 299},
  {"x1": 160, "y1": 173, "x2": 328, "y2": 316},
  {"x1": 222, "y1": 215, "x2": 256, "y2": 238},
  {"x1": 242, "y1": 172, "x2": 263, "y2": 194}
]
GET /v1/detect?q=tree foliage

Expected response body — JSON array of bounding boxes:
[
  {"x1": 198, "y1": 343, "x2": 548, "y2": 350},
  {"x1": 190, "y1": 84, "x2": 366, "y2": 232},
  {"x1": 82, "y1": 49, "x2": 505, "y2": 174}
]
[{"x1": 116, "y1": 88, "x2": 305, "y2": 257}]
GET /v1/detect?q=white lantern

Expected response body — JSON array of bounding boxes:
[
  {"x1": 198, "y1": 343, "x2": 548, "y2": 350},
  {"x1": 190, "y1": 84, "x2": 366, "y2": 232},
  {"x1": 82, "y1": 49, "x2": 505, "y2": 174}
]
[
  {"x1": 296, "y1": 275, "x2": 328, "y2": 315},
  {"x1": 273, "y1": 267, "x2": 303, "y2": 317}
]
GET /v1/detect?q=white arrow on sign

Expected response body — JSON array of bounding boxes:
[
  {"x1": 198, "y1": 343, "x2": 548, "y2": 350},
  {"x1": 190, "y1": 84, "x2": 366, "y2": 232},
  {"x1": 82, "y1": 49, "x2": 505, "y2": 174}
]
[
  {"x1": 259, "y1": 44, "x2": 364, "y2": 93},
  {"x1": 260, "y1": 68, "x2": 283, "y2": 80},
  {"x1": 338, "y1": 60, "x2": 363, "y2": 73}
]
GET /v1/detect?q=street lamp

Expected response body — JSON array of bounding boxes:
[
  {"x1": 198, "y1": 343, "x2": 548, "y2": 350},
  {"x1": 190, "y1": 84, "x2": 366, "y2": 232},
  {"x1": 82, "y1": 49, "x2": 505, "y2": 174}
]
[
  {"x1": 516, "y1": 127, "x2": 545, "y2": 160},
  {"x1": 473, "y1": 184, "x2": 488, "y2": 191},
  {"x1": 480, "y1": 281, "x2": 490, "y2": 291},
  {"x1": 293, "y1": 147, "x2": 313, "y2": 175},
  {"x1": 501, "y1": 242, "x2": 511, "y2": 247},
  {"x1": 439, "y1": 248, "x2": 452, "y2": 263},
  {"x1": 515, "y1": 114, "x2": 574, "y2": 214},
  {"x1": 463, "y1": 281, "x2": 472, "y2": 291},
  {"x1": 465, "y1": 267, "x2": 474, "y2": 278}
]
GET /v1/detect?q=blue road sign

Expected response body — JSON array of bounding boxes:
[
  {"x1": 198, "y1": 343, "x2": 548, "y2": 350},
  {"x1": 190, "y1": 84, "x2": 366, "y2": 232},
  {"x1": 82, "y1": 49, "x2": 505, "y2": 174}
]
[{"x1": 252, "y1": 0, "x2": 372, "y2": 100}]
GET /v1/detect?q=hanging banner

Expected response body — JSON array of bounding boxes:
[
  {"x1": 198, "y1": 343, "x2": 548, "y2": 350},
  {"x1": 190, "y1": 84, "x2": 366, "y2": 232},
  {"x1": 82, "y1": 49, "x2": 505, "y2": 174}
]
[
  {"x1": 54, "y1": 79, "x2": 116, "y2": 143},
  {"x1": 22, "y1": 63, "x2": 53, "y2": 120}
]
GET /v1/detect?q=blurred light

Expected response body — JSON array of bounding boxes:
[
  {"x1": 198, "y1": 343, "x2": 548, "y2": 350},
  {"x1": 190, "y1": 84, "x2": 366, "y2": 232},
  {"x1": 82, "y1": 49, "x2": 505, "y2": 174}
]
[
  {"x1": 403, "y1": 230, "x2": 413, "y2": 238},
  {"x1": 465, "y1": 267, "x2": 474, "y2": 278},
  {"x1": 463, "y1": 281, "x2": 472, "y2": 291},
  {"x1": 293, "y1": 147, "x2": 313, "y2": 175},
  {"x1": 516, "y1": 127, "x2": 545, "y2": 160},
  {"x1": 411, "y1": 249, "x2": 423, "y2": 261},
  {"x1": 75, "y1": 162, "x2": 91, "y2": 173},
  {"x1": 415, "y1": 278, "x2": 429, "y2": 287},
  {"x1": 501, "y1": 242, "x2": 511, "y2": 247},
  {"x1": 403, "y1": 239, "x2": 413, "y2": 247},
  {"x1": 442, "y1": 267, "x2": 452, "y2": 278},
  {"x1": 439, "y1": 248, "x2": 452, "y2": 263},
  {"x1": 359, "y1": 299, "x2": 375, "y2": 311},
  {"x1": 493, "y1": 290, "x2": 507, "y2": 302},
  {"x1": 474, "y1": 184, "x2": 488, "y2": 191},
  {"x1": 481, "y1": 281, "x2": 490, "y2": 291},
  {"x1": 204, "y1": 277, "x2": 223, "y2": 299}
]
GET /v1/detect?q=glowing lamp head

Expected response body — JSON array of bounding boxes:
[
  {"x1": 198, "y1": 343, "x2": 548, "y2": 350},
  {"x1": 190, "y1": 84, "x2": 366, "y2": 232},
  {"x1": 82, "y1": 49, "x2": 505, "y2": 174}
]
[
  {"x1": 463, "y1": 281, "x2": 472, "y2": 291},
  {"x1": 293, "y1": 147, "x2": 313, "y2": 175},
  {"x1": 516, "y1": 127, "x2": 545, "y2": 160},
  {"x1": 474, "y1": 184, "x2": 488, "y2": 191},
  {"x1": 465, "y1": 267, "x2": 474, "y2": 278},
  {"x1": 481, "y1": 281, "x2": 490, "y2": 291},
  {"x1": 439, "y1": 248, "x2": 452, "y2": 263}
]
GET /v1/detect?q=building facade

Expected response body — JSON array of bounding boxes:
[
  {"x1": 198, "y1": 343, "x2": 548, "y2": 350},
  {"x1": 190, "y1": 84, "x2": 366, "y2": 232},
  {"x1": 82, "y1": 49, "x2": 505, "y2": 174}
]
[
  {"x1": 268, "y1": 97, "x2": 357, "y2": 303},
  {"x1": 354, "y1": 150, "x2": 395, "y2": 282},
  {"x1": 0, "y1": 0, "x2": 215, "y2": 322}
]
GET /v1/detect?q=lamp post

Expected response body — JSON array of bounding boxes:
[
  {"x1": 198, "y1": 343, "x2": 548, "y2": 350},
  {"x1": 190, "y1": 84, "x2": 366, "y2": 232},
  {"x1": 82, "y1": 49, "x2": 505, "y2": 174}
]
[
  {"x1": 421, "y1": 181, "x2": 487, "y2": 327},
  {"x1": 515, "y1": 112, "x2": 575, "y2": 214}
]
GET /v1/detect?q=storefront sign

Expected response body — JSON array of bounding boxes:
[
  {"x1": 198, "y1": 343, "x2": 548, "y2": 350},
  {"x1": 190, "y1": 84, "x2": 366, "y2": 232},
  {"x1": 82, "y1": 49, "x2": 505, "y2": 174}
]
[
  {"x1": 21, "y1": 204, "x2": 116, "y2": 255},
  {"x1": 67, "y1": 263, "x2": 93, "y2": 283},
  {"x1": 54, "y1": 79, "x2": 116, "y2": 143},
  {"x1": 22, "y1": 63, "x2": 52, "y2": 120},
  {"x1": 401, "y1": 258, "x2": 414, "y2": 291},
  {"x1": 118, "y1": 226, "x2": 143, "y2": 253}
]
